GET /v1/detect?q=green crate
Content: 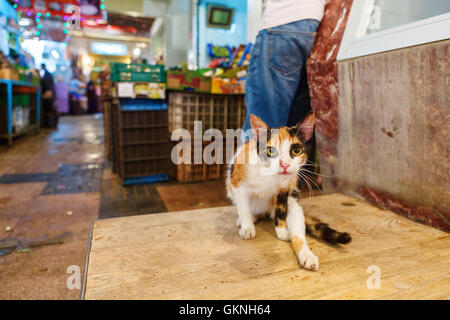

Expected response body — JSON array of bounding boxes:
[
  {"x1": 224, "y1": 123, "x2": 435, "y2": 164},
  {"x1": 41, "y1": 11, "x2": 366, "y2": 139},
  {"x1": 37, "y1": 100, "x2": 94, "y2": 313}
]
[
  {"x1": 18, "y1": 74, "x2": 28, "y2": 82},
  {"x1": 110, "y1": 63, "x2": 165, "y2": 74},
  {"x1": 111, "y1": 71, "x2": 166, "y2": 83},
  {"x1": 12, "y1": 94, "x2": 30, "y2": 106}
]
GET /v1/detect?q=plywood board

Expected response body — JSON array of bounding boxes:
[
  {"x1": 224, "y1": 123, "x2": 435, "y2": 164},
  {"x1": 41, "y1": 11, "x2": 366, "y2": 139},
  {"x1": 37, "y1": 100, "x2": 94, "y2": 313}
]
[
  {"x1": 156, "y1": 180, "x2": 231, "y2": 212},
  {"x1": 83, "y1": 193, "x2": 450, "y2": 300}
]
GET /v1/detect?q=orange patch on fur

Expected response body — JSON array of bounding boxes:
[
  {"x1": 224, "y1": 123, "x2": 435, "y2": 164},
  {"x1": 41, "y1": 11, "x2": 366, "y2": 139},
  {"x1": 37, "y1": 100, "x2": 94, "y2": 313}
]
[
  {"x1": 230, "y1": 164, "x2": 246, "y2": 188},
  {"x1": 226, "y1": 183, "x2": 232, "y2": 195},
  {"x1": 292, "y1": 236, "x2": 304, "y2": 254},
  {"x1": 230, "y1": 141, "x2": 254, "y2": 187},
  {"x1": 274, "y1": 127, "x2": 299, "y2": 146},
  {"x1": 277, "y1": 220, "x2": 286, "y2": 228}
]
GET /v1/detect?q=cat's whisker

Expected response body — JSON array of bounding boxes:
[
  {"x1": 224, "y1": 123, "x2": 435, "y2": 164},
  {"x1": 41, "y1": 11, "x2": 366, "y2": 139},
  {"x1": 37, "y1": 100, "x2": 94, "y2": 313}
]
[
  {"x1": 300, "y1": 171, "x2": 323, "y2": 191},
  {"x1": 298, "y1": 171, "x2": 315, "y2": 198},
  {"x1": 300, "y1": 166, "x2": 337, "y2": 178},
  {"x1": 302, "y1": 161, "x2": 334, "y2": 172},
  {"x1": 298, "y1": 171, "x2": 324, "y2": 197},
  {"x1": 296, "y1": 171, "x2": 311, "y2": 197}
]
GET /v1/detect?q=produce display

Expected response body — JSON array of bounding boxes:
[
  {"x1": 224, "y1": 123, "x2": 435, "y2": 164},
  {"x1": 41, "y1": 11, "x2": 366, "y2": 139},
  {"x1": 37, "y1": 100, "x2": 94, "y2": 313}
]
[
  {"x1": 116, "y1": 82, "x2": 166, "y2": 99},
  {"x1": 0, "y1": 51, "x2": 40, "y2": 84},
  {"x1": 166, "y1": 63, "x2": 211, "y2": 93},
  {"x1": 110, "y1": 62, "x2": 166, "y2": 100},
  {"x1": 167, "y1": 43, "x2": 252, "y2": 95}
]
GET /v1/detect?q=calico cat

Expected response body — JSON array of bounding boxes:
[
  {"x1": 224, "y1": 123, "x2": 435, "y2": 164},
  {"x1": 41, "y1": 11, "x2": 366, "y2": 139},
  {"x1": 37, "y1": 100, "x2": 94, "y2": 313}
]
[{"x1": 226, "y1": 113, "x2": 351, "y2": 271}]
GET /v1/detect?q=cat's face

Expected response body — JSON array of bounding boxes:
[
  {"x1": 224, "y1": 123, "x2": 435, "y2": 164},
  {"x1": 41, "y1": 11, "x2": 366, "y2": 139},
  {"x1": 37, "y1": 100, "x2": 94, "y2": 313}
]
[
  {"x1": 261, "y1": 128, "x2": 308, "y2": 177},
  {"x1": 250, "y1": 114, "x2": 315, "y2": 178}
]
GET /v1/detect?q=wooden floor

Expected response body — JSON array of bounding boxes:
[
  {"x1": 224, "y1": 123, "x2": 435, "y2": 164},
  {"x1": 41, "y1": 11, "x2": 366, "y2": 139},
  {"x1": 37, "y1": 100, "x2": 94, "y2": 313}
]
[{"x1": 83, "y1": 193, "x2": 450, "y2": 300}]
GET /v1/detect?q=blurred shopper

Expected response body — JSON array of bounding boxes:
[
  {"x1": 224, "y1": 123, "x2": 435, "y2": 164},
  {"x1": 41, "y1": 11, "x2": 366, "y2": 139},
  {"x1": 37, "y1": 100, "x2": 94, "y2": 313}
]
[
  {"x1": 68, "y1": 76, "x2": 85, "y2": 115},
  {"x1": 40, "y1": 63, "x2": 54, "y2": 102},
  {"x1": 54, "y1": 76, "x2": 69, "y2": 114},
  {"x1": 86, "y1": 76, "x2": 98, "y2": 114},
  {"x1": 40, "y1": 63, "x2": 58, "y2": 128},
  {"x1": 243, "y1": 0, "x2": 328, "y2": 133}
]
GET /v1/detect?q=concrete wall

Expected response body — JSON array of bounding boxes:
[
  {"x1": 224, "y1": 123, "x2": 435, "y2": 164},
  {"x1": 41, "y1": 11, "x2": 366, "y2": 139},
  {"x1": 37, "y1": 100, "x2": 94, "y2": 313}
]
[
  {"x1": 335, "y1": 40, "x2": 450, "y2": 231},
  {"x1": 197, "y1": 0, "x2": 247, "y2": 68},
  {"x1": 104, "y1": 0, "x2": 144, "y2": 14},
  {"x1": 164, "y1": 0, "x2": 192, "y2": 67},
  {"x1": 246, "y1": 0, "x2": 263, "y2": 43},
  {"x1": 308, "y1": 0, "x2": 449, "y2": 231}
]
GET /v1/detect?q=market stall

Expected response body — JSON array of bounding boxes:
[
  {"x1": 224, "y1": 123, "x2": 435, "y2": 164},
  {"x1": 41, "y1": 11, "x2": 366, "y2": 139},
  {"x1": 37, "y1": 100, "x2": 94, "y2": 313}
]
[
  {"x1": 0, "y1": 0, "x2": 41, "y2": 146},
  {"x1": 103, "y1": 42, "x2": 250, "y2": 185}
]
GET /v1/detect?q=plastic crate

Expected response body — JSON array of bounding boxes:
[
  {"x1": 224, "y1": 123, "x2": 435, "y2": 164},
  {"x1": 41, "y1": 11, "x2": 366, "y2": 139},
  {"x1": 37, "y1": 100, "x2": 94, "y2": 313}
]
[
  {"x1": 168, "y1": 91, "x2": 246, "y2": 135},
  {"x1": 0, "y1": 85, "x2": 37, "y2": 136},
  {"x1": 114, "y1": 82, "x2": 166, "y2": 99},
  {"x1": 110, "y1": 63, "x2": 165, "y2": 74},
  {"x1": 170, "y1": 137, "x2": 240, "y2": 182},
  {"x1": 171, "y1": 140, "x2": 223, "y2": 182},
  {"x1": 110, "y1": 63, "x2": 166, "y2": 83},
  {"x1": 110, "y1": 98, "x2": 170, "y2": 185},
  {"x1": 111, "y1": 71, "x2": 166, "y2": 83}
]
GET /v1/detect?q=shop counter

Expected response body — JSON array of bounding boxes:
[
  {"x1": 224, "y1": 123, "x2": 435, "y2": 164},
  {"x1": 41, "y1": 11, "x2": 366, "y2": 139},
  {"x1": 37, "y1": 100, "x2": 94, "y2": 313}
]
[{"x1": 81, "y1": 193, "x2": 449, "y2": 300}]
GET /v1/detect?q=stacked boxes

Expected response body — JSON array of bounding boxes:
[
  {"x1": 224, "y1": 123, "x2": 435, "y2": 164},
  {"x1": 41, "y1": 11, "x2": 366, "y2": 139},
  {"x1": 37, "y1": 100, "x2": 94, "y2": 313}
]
[
  {"x1": 171, "y1": 137, "x2": 240, "y2": 182},
  {"x1": 168, "y1": 91, "x2": 245, "y2": 182},
  {"x1": 111, "y1": 63, "x2": 166, "y2": 99},
  {"x1": 110, "y1": 99, "x2": 170, "y2": 185},
  {"x1": 110, "y1": 63, "x2": 165, "y2": 82},
  {"x1": 168, "y1": 91, "x2": 246, "y2": 135}
]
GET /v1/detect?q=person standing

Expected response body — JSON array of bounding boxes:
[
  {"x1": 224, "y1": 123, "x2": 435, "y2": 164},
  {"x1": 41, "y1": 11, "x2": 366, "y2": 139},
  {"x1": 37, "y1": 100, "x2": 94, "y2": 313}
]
[
  {"x1": 86, "y1": 77, "x2": 98, "y2": 114},
  {"x1": 243, "y1": 0, "x2": 328, "y2": 133},
  {"x1": 40, "y1": 63, "x2": 57, "y2": 127},
  {"x1": 68, "y1": 75, "x2": 85, "y2": 115}
]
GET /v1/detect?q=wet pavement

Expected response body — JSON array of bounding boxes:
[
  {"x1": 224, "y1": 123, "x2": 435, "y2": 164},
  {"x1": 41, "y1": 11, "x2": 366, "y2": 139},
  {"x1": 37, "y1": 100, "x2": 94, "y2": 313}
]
[{"x1": 0, "y1": 115, "x2": 104, "y2": 299}]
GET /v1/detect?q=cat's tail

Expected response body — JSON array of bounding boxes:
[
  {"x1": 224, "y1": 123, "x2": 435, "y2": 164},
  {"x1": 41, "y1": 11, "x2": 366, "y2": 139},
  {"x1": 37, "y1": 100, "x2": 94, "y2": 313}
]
[{"x1": 304, "y1": 215, "x2": 352, "y2": 244}]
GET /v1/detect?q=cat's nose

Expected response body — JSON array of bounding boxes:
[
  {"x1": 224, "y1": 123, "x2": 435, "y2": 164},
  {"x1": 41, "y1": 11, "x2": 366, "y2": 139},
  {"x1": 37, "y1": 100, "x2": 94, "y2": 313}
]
[{"x1": 280, "y1": 160, "x2": 290, "y2": 170}]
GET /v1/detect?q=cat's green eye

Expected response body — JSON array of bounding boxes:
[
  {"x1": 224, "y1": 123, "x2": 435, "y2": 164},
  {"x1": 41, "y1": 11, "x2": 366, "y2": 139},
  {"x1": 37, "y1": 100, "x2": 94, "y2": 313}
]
[
  {"x1": 291, "y1": 144, "x2": 303, "y2": 156},
  {"x1": 267, "y1": 146, "x2": 277, "y2": 158}
]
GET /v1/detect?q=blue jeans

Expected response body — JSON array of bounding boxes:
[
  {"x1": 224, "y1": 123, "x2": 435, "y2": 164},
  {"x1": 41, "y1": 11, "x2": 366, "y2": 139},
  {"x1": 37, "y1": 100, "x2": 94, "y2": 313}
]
[{"x1": 243, "y1": 19, "x2": 319, "y2": 135}]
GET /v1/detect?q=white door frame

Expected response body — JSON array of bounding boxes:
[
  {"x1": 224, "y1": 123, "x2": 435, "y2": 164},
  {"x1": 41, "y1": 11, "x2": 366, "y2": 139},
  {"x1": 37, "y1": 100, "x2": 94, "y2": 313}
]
[{"x1": 337, "y1": 0, "x2": 450, "y2": 61}]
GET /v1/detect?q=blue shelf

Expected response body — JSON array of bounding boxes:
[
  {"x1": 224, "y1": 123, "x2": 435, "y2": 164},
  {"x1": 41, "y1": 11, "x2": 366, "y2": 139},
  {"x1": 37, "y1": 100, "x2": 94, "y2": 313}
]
[
  {"x1": 0, "y1": 79, "x2": 41, "y2": 146},
  {"x1": 123, "y1": 174, "x2": 170, "y2": 186},
  {"x1": 0, "y1": 79, "x2": 40, "y2": 88},
  {"x1": 119, "y1": 99, "x2": 167, "y2": 111}
]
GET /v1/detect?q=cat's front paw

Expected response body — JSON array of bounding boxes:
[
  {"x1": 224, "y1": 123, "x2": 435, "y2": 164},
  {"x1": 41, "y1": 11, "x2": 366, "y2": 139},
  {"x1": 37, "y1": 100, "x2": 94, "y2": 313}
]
[
  {"x1": 236, "y1": 215, "x2": 258, "y2": 227},
  {"x1": 275, "y1": 226, "x2": 291, "y2": 241},
  {"x1": 239, "y1": 225, "x2": 256, "y2": 240},
  {"x1": 298, "y1": 247, "x2": 319, "y2": 271}
]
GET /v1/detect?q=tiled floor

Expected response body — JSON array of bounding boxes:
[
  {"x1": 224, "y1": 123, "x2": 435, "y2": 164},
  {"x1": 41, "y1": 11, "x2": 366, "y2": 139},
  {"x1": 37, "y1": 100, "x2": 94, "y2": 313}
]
[{"x1": 0, "y1": 115, "x2": 104, "y2": 299}]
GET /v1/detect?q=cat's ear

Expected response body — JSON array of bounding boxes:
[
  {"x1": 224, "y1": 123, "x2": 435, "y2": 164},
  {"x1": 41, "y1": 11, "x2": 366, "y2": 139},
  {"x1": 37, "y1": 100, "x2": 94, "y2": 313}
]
[
  {"x1": 296, "y1": 113, "x2": 315, "y2": 142},
  {"x1": 250, "y1": 114, "x2": 269, "y2": 141}
]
